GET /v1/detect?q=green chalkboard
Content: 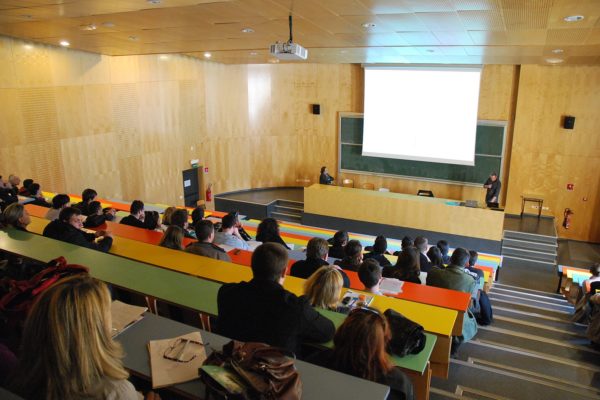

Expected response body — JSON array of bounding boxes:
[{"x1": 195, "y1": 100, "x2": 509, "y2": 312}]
[{"x1": 339, "y1": 115, "x2": 505, "y2": 185}]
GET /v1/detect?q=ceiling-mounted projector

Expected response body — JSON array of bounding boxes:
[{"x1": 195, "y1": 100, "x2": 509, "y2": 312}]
[{"x1": 269, "y1": 14, "x2": 308, "y2": 61}]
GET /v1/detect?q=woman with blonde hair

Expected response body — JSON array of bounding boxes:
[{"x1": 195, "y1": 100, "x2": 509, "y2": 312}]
[
  {"x1": 161, "y1": 206, "x2": 177, "y2": 227},
  {"x1": 1, "y1": 203, "x2": 31, "y2": 231},
  {"x1": 9, "y1": 274, "x2": 140, "y2": 399},
  {"x1": 304, "y1": 266, "x2": 345, "y2": 311},
  {"x1": 159, "y1": 225, "x2": 184, "y2": 250}
]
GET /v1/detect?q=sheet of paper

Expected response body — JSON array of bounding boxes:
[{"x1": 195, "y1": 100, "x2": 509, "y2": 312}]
[
  {"x1": 380, "y1": 278, "x2": 404, "y2": 295},
  {"x1": 111, "y1": 300, "x2": 147, "y2": 337},
  {"x1": 148, "y1": 331, "x2": 207, "y2": 388}
]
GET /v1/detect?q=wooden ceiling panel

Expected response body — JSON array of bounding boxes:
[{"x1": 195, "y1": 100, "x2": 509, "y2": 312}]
[
  {"x1": 457, "y1": 10, "x2": 505, "y2": 30},
  {"x1": 0, "y1": 0, "x2": 598, "y2": 64},
  {"x1": 500, "y1": 0, "x2": 553, "y2": 30}
]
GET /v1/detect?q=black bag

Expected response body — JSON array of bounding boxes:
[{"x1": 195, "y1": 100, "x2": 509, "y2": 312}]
[
  {"x1": 384, "y1": 309, "x2": 426, "y2": 357},
  {"x1": 475, "y1": 291, "x2": 494, "y2": 326}
]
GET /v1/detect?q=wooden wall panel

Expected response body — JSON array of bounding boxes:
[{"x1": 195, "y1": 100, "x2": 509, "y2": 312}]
[{"x1": 505, "y1": 65, "x2": 600, "y2": 242}]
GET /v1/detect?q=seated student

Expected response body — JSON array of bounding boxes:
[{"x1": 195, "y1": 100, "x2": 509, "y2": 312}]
[
  {"x1": 171, "y1": 208, "x2": 196, "y2": 239},
  {"x1": 1, "y1": 203, "x2": 31, "y2": 231},
  {"x1": 83, "y1": 201, "x2": 111, "y2": 228},
  {"x1": 328, "y1": 230, "x2": 348, "y2": 259},
  {"x1": 9, "y1": 275, "x2": 141, "y2": 399},
  {"x1": 414, "y1": 236, "x2": 432, "y2": 273},
  {"x1": 309, "y1": 308, "x2": 414, "y2": 400},
  {"x1": 384, "y1": 247, "x2": 421, "y2": 284},
  {"x1": 26, "y1": 183, "x2": 51, "y2": 208},
  {"x1": 6, "y1": 175, "x2": 21, "y2": 196},
  {"x1": 588, "y1": 294, "x2": 600, "y2": 349},
  {"x1": 18, "y1": 178, "x2": 33, "y2": 196},
  {"x1": 319, "y1": 166, "x2": 335, "y2": 185},
  {"x1": 43, "y1": 207, "x2": 113, "y2": 253},
  {"x1": 583, "y1": 263, "x2": 600, "y2": 294},
  {"x1": 466, "y1": 250, "x2": 485, "y2": 284},
  {"x1": 213, "y1": 214, "x2": 249, "y2": 250},
  {"x1": 45, "y1": 194, "x2": 70, "y2": 221},
  {"x1": 159, "y1": 225, "x2": 184, "y2": 251},
  {"x1": 303, "y1": 266, "x2": 347, "y2": 313},
  {"x1": 227, "y1": 211, "x2": 252, "y2": 241},
  {"x1": 119, "y1": 200, "x2": 147, "y2": 229},
  {"x1": 161, "y1": 206, "x2": 177, "y2": 227},
  {"x1": 0, "y1": 183, "x2": 18, "y2": 211},
  {"x1": 437, "y1": 240, "x2": 451, "y2": 265},
  {"x1": 290, "y1": 237, "x2": 350, "y2": 288},
  {"x1": 191, "y1": 206, "x2": 205, "y2": 226},
  {"x1": 393, "y1": 236, "x2": 413, "y2": 256},
  {"x1": 334, "y1": 239, "x2": 363, "y2": 272},
  {"x1": 217, "y1": 243, "x2": 335, "y2": 353},
  {"x1": 185, "y1": 220, "x2": 231, "y2": 261},
  {"x1": 363, "y1": 235, "x2": 392, "y2": 267},
  {"x1": 73, "y1": 188, "x2": 98, "y2": 216},
  {"x1": 358, "y1": 259, "x2": 383, "y2": 295},
  {"x1": 426, "y1": 248, "x2": 476, "y2": 294},
  {"x1": 256, "y1": 217, "x2": 290, "y2": 249},
  {"x1": 427, "y1": 246, "x2": 445, "y2": 269}
]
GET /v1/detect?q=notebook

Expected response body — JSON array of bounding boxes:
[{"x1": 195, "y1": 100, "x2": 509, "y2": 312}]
[
  {"x1": 379, "y1": 278, "x2": 404, "y2": 295},
  {"x1": 111, "y1": 300, "x2": 147, "y2": 337},
  {"x1": 338, "y1": 290, "x2": 374, "y2": 309}
]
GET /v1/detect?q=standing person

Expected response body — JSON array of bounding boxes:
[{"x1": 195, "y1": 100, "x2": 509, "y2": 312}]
[
  {"x1": 319, "y1": 166, "x2": 334, "y2": 185},
  {"x1": 8, "y1": 275, "x2": 142, "y2": 399},
  {"x1": 217, "y1": 243, "x2": 335, "y2": 353},
  {"x1": 483, "y1": 172, "x2": 501, "y2": 207}
]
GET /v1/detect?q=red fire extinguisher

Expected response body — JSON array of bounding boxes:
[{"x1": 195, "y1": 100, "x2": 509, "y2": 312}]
[
  {"x1": 205, "y1": 183, "x2": 212, "y2": 202},
  {"x1": 562, "y1": 208, "x2": 574, "y2": 229}
]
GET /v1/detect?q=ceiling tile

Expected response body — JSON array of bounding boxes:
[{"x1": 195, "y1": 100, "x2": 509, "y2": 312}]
[
  {"x1": 433, "y1": 30, "x2": 474, "y2": 45},
  {"x1": 468, "y1": 30, "x2": 507, "y2": 45},
  {"x1": 396, "y1": 31, "x2": 441, "y2": 45},
  {"x1": 356, "y1": 0, "x2": 413, "y2": 15},
  {"x1": 457, "y1": 9, "x2": 504, "y2": 30},
  {"x1": 416, "y1": 12, "x2": 465, "y2": 30},
  {"x1": 500, "y1": 0, "x2": 552, "y2": 30},
  {"x1": 546, "y1": 28, "x2": 592, "y2": 45}
]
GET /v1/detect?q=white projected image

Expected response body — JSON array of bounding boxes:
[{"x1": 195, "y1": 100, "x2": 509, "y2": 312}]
[{"x1": 362, "y1": 67, "x2": 481, "y2": 166}]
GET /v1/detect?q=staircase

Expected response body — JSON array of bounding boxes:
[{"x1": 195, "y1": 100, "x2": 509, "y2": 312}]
[
  {"x1": 430, "y1": 283, "x2": 600, "y2": 400},
  {"x1": 501, "y1": 216, "x2": 558, "y2": 270},
  {"x1": 269, "y1": 199, "x2": 303, "y2": 223}
]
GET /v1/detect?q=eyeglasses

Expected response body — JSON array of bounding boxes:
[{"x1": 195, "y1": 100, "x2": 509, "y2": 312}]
[{"x1": 163, "y1": 338, "x2": 209, "y2": 363}]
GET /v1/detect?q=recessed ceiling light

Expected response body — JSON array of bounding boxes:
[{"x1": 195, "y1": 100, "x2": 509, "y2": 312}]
[
  {"x1": 545, "y1": 57, "x2": 564, "y2": 64},
  {"x1": 551, "y1": 48, "x2": 564, "y2": 54},
  {"x1": 249, "y1": 51, "x2": 258, "y2": 56},
  {"x1": 79, "y1": 23, "x2": 97, "y2": 31},
  {"x1": 147, "y1": 0, "x2": 161, "y2": 4},
  {"x1": 563, "y1": 15, "x2": 584, "y2": 22},
  {"x1": 268, "y1": 58, "x2": 279, "y2": 63},
  {"x1": 203, "y1": 52, "x2": 212, "y2": 58},
  {"x1": 241, "y1": 27, "x2": 254, "y2": 33},
  {"x1": 59, "y1": 40, "x2": 70, "y2": 47},
  {"x1": 361, "y1": 22, "x2": 376, "y2": 28},
  {"x1": 102, "y1": 22, "x2": 115, "y2": 28},
  {"x1": 340, "y1": 50, "x2": 347, "y2": 54},
  {"x1": 23, "y1": 44, "x2": 33, "y2": 50},
  {"x1": 159, "y1": 54, "x2": 169, "y2": 60},
  {"x1": 128, "y1": 35, "x2": 139, "y2": 41}
]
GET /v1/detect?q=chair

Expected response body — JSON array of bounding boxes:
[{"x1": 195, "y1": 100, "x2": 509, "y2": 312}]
[
  {"x1": 360, "y1": 183, "x2": 375, "y2": 190},
  {"x1": 342, "y1": 179, "x2": 354, "y2": 188},
  {"x1": 417, "y1": 189, "x2": 434, "y2": 197}
]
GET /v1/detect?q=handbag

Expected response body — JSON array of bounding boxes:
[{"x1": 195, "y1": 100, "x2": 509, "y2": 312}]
[
  {"x1": 383, "y1": 309, "x2": 426, "y2": 357},
  {"x1": 202, "y1": 340, "x2": 302, "y2": 400}
]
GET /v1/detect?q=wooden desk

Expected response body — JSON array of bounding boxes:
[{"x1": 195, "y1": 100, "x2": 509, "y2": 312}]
[
  {"x1": 117, "y1": 313, "x2": 391, "y2": 400},
  {"x1": 304, "y1": 184, "x2": 504, "y2": 241}
]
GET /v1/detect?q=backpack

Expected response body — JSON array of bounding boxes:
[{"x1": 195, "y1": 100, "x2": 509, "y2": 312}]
[
  {"x1": 202, "y1": 340, "x2": 302, "y2": 400},
  {"x1": 384, "y1": 308, "x2": 426, "y2": 357},
  {"x1": 475, "y1": 291, "x2": 494, "y2": 326}
]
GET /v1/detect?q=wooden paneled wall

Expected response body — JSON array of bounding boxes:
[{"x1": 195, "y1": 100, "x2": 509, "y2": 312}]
[{"x1": 505, "y1": 65, "x2": 600, "y2": 242}]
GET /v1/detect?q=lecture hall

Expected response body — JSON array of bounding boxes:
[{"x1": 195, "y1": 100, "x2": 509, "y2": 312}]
[{"x1": 0, "y1": 1, "x2": 599, "y2": 400}]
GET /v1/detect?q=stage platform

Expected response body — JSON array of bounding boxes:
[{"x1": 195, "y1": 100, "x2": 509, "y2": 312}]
[{"x1": 214, "y1": 187, "x2": 304, "y2": 223}]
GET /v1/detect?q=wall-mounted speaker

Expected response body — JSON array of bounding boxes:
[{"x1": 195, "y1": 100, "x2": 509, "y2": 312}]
[
  {"x1": 563, "y1": 115, "x2": 575, "y2": 129},
  {"x1": 312, "y1": 104, "x2": 320, "y2": 115}
]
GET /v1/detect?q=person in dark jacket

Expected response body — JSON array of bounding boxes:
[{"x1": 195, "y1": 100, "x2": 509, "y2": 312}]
[
  {"x1": 171, "y1": 208, "x2": 196, "y2": 238},
  {"x1": 256, "y1": 218, "x2": 289, "y2": 249},
  {"x1": 483, "y1": 172, "x2": 501, "y2": 207},
  {"x1": 290, "y1": 237, "x2": 350, "y2": 288},
  {"x1": 43, "y1": 207, "x2": 112, "y2": 252},
  {"x1": 26, "y1": 183, "x2": 51, "y2": 208},
  {"x1": 363, "y1": 235, "x2": 392, "y2": 267},
  {"x1": 18, "y1": 179, "x2": 33, "y2": 196},
  {"x1": 319, "y1": 166, "x2": 334, "y2": 185},
  {"x1": 309, "y1": 308, "x2": 414, "y2": 400},
  {"x1": 185, "y1": 220, "x2": 231, "y2": 261},
  {"x1": 427, "y1": 246, "x2": 445, "y2": 269},
  {"x1": 73, "y1": 188, "x2": 98, "y2": 216},
  {"x1": 414, "y1": 236, "x2": 432, "y2": 273},
  {"x1": 83, "y1": 201, "x2": 110, "y2": 228},
  {"x1": 436, "y1": 240, "x2": 451, "y2": 265},
  {"x1": 467, "y1": 250, "x2": 484, "y2": 284},
  {"x1": 328, "y1": 230, "x2": 348, "y2": 259},
  {"x1": 119, "y1": 200, "x2": 147, "y2": 229},
  {"x1": 334, "y1": 239, "x2": 363, "y2": 272},
  {"x1": 217, "y1": 243, "x2": 335, "y2": 354},
  {"x1": 384, "y1": 247, "x2": 421, "y2": 284}
]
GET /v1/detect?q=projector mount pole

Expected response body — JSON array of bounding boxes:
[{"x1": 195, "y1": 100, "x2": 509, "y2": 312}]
[{"x1": 288, "y1": 14, "x2": 293, "y2": 45}]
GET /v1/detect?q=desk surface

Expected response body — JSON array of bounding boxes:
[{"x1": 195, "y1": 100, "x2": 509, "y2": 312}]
[{"x1": 116, "y1": 313, "x2": 391, "y2": 400}]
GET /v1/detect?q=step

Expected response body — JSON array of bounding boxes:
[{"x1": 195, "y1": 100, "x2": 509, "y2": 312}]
[
  {"x1": 270, "y1": 211, "x2": 302, "y2": 223},
  {"x1": 276, "y1": 199, "x2": 304, "y2": 209},
  {"x1": 493, "y1": 283, "x2": 563, "y2": 298},
  {"x1": 489, "y1": 299, "x2": 573, "y2": 320},
  {"x1": 501, "y1": 247, "x2": 557, "y2": 263},
  {"x1": 273, "y1": 204, "x2": 303, "y2": 215},
  {"x1": 500, "y1": 254, "x2": 556, "y2": 268},
  {"x1": 503, "y1": 230, "x2": 557, "y2": 245},
  {"x1": 502, "y1": 237, "x2": 558, "y2": 253},
  {"x1": 491, "y1": 286, "x2": 568, "y2": 303}
]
